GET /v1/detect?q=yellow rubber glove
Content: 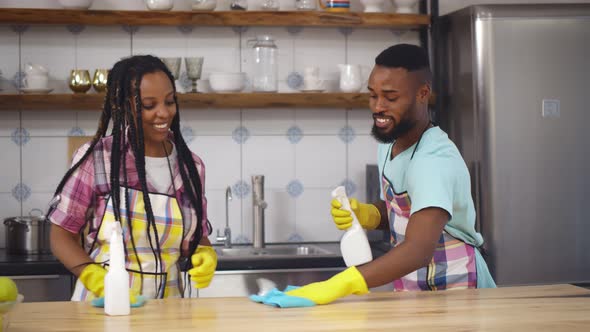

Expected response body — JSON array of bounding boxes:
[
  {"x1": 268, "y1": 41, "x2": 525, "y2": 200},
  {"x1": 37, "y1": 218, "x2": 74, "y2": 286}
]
[
  {"x1": 188, "y1": 246, "x2": 217, "y2": 288},
  {"x1": 331, "y1": 198, "x2": 381, "y2": 230},
  {"x1": 285, "y1": 266, "x2": 368, "y2": 305},
  {"x1": 80, "y1": 264, "x2": 142, "y2": 306},
  {"x1": 79, "y1": 264, "x2": 107, "y2": 298}
]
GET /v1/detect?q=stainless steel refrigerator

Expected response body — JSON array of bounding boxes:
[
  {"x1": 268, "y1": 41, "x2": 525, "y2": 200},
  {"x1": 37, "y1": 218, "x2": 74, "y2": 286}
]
[{"x1": 436, "y1": 4, "x2": 590, "y2": 286}]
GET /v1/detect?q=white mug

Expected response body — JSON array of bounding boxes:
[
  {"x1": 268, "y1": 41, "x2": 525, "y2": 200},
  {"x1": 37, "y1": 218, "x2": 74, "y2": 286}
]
[
  {"x1": 338, "y1": 64, "x2": 369, "y2": 93},
  {"x1": 24, "y1": 74, "x2": 49, "y2": 89}
]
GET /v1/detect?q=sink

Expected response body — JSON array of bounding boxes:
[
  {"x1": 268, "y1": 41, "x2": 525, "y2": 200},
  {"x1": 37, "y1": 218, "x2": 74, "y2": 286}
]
[{"x1": 214, "y1": 244, "x2": 340, "y2": 259}]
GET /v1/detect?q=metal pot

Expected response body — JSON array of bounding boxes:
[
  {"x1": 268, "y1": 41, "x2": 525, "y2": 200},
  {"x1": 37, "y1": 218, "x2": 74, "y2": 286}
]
[{"x1": 4, "y1": 210, "x2": 51, "y2": 255}]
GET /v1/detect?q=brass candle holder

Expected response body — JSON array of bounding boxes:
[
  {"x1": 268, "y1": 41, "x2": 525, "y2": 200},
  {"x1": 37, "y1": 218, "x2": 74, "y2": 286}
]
[
  {"x1": 69, "y1": 69, "x2": 91, "y2": 94},
  {"x1": 92, "y1": 69, "x2": 109, "y2": 93}
]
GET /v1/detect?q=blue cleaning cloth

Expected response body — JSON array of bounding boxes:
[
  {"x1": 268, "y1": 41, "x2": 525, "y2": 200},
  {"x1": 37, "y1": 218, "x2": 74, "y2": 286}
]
[
  {"x1": 249, "y1": 286, "x2": 315, "y2": 308},
  {"x1": 91, "y1": 295, "x2": 147, "y2": 308}
]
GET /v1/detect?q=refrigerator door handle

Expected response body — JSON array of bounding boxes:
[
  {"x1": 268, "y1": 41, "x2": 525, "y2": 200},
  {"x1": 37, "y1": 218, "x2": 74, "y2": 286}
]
[{"x1": 470, "y1": 161, "x2": 483, "y2": 234}]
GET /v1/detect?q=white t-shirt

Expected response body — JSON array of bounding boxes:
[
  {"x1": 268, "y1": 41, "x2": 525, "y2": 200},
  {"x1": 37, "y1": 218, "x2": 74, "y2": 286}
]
[{"x1": 145, "y1": 144, "x2": 177, "y2": 194}]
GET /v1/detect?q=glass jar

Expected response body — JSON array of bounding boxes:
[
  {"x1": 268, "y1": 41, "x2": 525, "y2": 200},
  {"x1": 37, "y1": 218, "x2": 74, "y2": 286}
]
[{"x1": 250, "y1": 35, "x2": 278, "y2": 92}]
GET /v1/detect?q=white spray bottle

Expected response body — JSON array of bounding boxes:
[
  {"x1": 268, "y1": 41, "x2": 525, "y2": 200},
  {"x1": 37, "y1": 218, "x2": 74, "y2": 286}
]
[
  {"x1": 104, "y1": 222, "x2": 130, "y2": 316},
  {"x1": 332, "y1": 186, "x2": 373, "y2": 267}
]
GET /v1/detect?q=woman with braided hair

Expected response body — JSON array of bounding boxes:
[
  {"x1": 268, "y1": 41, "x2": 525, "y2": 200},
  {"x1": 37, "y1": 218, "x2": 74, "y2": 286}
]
[{"x1": 47, "y1": 55, "x2": 216, "y2": 305}]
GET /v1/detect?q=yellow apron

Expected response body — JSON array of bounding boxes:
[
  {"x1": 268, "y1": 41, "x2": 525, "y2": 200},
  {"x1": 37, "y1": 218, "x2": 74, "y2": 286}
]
[{"x1": 72, "y1": 187, "x2": 184, "y2": 301}]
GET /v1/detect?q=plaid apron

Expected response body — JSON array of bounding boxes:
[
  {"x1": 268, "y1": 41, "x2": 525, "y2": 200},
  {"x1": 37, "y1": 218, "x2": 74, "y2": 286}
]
[
  {"x1": 382, "y1": 128, "x2": 477, "y2": 291},
  {"x1": 72, "y1": 156, "x2": 184, "y2": 301}
]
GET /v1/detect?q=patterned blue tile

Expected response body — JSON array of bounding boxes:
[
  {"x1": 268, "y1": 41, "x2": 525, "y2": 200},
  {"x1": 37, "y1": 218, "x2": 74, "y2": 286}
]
[
  {"x1": 12, "y1": 70, "x2": 25, "y2": 89},
  {"x1": 66, "y1": 24, "x2": 85, "y2": 35},
  {"x1": 287, "y1": 71, "x2": 303, "y2": 90},
  {"x1": 391, "y1": 29, "x2": 407, "y2": 38},
  {"x1": 11, "y1": 128, "x2": 30, "y2": 146},
  {"x1": 12, "y1": 183, "x2": 31, "y2": 203},
  {"x1": 338, "y1": 27, "x2": 353, "y2": 36},
  {"x1": 288, "y1": 233, "x2": 304, "y2": 242},
  {"x1": 232, "y1": 126, "x2": 250, "y2": 144},
  {"x1": 286, "y1": 26, "x2": 303, "y2": 35},
  {"x1": 11, "y1": 25, "x2": 29, "y2": 33},
  {"x1": 286, "y1": 126, "x2": 303, "y2": 144},
  {"x1": 338, "y1": 126, "x2": 355, "y2": 144},
  {"x1": 286, "y1": 180, "x2": 304, "y2": 198},
  {"x1": 234, "y1": 234, "x2": 250, "y2": 244},
  {"x1": 232, "y1": 26, "x2": 248, "y2": 34},
  {"x1": 232, "y1": 180, "x2": 251, "y2": 199},
  {"x1": 340, "y1": 179, "x2": 357, "y2": 196},
  {"x1": 177, "y1": 25, "x2": 194, "y2": 35},
  {"x1": 181, "y1": 125, "x2": 195, "y2": 143},
  {"x1": 68, "y1": 126, "x2": 86, "y2": 136},
  {"x1": 122, "y1": 25, "x2": 140, "y2": 34}
]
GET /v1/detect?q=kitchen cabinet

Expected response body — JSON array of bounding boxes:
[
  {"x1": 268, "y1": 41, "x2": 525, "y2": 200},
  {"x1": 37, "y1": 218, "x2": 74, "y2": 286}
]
[
  {"x1": 10, "y1": 274, "x2": 73, "y2": 302},
  {"x1": 0, "y1": 7, "x2": 432, "y2": 111}
]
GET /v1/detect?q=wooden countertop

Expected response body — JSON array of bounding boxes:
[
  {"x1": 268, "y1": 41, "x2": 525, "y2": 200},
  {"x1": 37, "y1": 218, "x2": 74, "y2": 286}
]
[{"x1": 5, "y1": 284, "x2": 590, "y2": 331}]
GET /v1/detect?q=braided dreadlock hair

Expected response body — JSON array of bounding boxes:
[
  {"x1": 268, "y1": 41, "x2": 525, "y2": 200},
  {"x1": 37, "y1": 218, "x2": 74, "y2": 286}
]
[{"x1": 52, "y1": 55, "x2": 205, "y2": 298}]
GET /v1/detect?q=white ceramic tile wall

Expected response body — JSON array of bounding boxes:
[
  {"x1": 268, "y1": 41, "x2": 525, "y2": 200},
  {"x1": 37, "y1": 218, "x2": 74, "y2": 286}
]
[
  {"x1": 243, "y1": 136, "x2": 295, "y2": 189},
  {"x1": 0, "y1": 27, "x2": 19, "y2": 93},
  {"x1": 21, "y1": 137, "x2": 69, "y2": 193},
  {"x1": 295, "y1": 108, "x2": 346, "y2": 135},
  {"x1": 243, "y1": 108, "x2": 294, "y2": 135},
  {"x1": 188, "y1": 136, "x2": 241, "y2": 190},
  {"x1": 295, "y1": 136, "x2": 346, "y2": 188},
  {"x1": 21, "y1": 110, "x2": 75, "y2": 137},
  {"x1": 347, "y1": 134, "x2": 379, "y2": 202},
  {"x1": 0, "y1": 111, "x2": 19, "y2": 136},
  {"x1": 75, "y1": 111, "x2": 102, "y2": 136},
  {"x1": 76, "y1": 26, "x2": 131, "y2": 73},
  {"x1": 187, "y1": 28, "x2": 240, "y2": 75},
  {"x1": 0, "y1": 137, "x2": 21, "y2": 193},
  {"x1": 181, "y1": 108, "x2": 240, "y2": 135},
  {"x1": 348, "y1": 108, "x2": 373, "y2": 135},
  {"x1": 0, "y1": 0, "x2": 443, "y2": 247}
]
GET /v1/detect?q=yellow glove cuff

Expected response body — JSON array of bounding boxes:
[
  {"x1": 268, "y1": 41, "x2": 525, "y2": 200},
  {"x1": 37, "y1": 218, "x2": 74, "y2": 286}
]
[{"x1": 333, "y1": 266, "x2": 369, "y2": 296}]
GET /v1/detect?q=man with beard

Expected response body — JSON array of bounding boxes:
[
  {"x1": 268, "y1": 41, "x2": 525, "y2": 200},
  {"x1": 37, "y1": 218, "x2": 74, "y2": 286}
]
[{"x1": 252, "y1": 44, "x2": 495, "y2": 308}]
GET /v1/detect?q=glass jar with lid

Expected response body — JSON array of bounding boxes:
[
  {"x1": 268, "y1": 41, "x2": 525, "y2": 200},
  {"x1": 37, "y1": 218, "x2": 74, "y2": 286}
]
[{"x1": 250, "y1": 35, "x2": 278, "y2": 92}]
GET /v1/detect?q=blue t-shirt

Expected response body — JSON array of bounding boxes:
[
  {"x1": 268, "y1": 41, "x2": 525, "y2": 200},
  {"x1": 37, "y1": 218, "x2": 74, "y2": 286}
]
[{"x1": 377, "y1": 126, "x2": 496, "y2": 288}]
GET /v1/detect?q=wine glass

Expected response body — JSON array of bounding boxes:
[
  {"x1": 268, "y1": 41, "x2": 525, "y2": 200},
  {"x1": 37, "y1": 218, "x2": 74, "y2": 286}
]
[
  {"x1": 161, "y1": 57, "x2": 181, "y2": 89},
  {"x1": 184, "y1": 57, "x2": 204, "y2": 93}
]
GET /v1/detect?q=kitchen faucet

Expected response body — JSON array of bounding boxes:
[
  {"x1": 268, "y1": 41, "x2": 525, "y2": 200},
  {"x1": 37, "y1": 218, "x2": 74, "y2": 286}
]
[
  {"x1": 252, "y1": 175, "x2": 267, "y2": 249},
  {"x1": 216, "y1": 186, "x2": 233, "y2": 248}
]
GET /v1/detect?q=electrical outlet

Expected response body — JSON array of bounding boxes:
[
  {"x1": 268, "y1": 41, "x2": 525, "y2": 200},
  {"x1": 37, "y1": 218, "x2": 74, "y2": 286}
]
[{"x1": 542, "y1": 99, "x2": 560, "y2": 118}]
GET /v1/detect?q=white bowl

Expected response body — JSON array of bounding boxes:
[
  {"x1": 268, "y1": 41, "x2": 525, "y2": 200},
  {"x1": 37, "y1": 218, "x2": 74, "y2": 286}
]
[
  {"x1": 192, "y1": 0, "x2": 217, "y2": 11},
  {"x1": 209, "y1": 72, "x2": 246, "y2": 93},
  {"x1": 58, "y1": 0, "x2": 94, "y2": 9}
]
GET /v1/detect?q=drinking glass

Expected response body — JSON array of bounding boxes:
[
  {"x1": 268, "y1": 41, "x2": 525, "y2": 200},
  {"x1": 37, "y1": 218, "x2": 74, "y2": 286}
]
[{"x1": 184, "y1": 57, "x2": 204, "y2": 93}]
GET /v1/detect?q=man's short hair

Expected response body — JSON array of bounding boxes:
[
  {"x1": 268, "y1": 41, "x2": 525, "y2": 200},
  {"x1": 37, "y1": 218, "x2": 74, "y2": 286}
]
[{"x1": 375, "y1": 44, "x2": 430, "y2": 73}]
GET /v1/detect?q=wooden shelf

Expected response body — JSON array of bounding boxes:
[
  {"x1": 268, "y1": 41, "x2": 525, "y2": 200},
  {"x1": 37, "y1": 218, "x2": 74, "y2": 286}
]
[
  {"x1": 0, "y1": 8, "x2": 430, "y2": 28},
  {"x1": 0, "y1": 93, "x2": 371, "y2": 110}
]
